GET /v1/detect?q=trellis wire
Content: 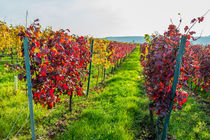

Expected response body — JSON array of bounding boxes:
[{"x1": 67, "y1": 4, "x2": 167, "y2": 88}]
[
  {"x1": 5, "y1": 101, "x2": 28, "y2": 139},
  {"x1": 14, "y1": 103, "x2": 30, "y2": 137}
]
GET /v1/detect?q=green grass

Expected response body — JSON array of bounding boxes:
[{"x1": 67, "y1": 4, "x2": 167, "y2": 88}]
[
  {"x1": 0, "y1": 47, "x2": 209, "y2": 140},
  {"x1": 169, "y1": 97, "x2": 210, "y2": 139}
]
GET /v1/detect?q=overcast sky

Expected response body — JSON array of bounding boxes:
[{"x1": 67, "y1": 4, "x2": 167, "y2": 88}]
[{"x1": 0, "y1": 0, "x2": 209, "y2": 37}]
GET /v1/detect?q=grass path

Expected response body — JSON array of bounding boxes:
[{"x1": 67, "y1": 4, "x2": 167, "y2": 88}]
[{"x1": 58, "y1": 47, "x2": 151, "y2": 139}]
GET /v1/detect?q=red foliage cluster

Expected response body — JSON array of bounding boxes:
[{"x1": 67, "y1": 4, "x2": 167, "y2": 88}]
[
  {"x1": 140, "y1": 15, "x2": 206, "y2": 116},
  {"x1": 109, "y1": 42, "x2": 136, "y2": 64},
  {"x1": 18, "y1": 20, "x2": 136, "y2": 109},
  {"x1": 18, "y1": 21, "x2": 90, "y2": 108},
  {"x1": 141, "y1": 24, "x2": 189, "y2": 116},
  {"x1": 182, "y1": 44, "x2": 210, "y2": 92}
]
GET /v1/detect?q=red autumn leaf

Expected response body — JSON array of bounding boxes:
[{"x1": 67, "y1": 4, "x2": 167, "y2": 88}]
[
  {"x1": 182, "y1": 98, "x2": 187, "y2": 103},
  {"x1": 189, "y1": 31, "x2": 196, "y2": 35},
  {"x1": 184, "y1": 26, "x2": 188, "y2": 32},
  {"x1": 198, "y1": 17, "x2": 204, "y2": 23},
  {"x1": 56, "y1": 75, "x2": 60, "y2": 81},
  {"x1": 191, "y1": 18, "x2": 196, "y2": 24},
  {"x1": 187, "y1": 35, "x2": 191, "y2": 40},
  {"x1": 32, "y1": 47, "x2": 35, "y2": 52},
  {"x1": 194, "y1": 65, "x2": 200, "y2": 69},
  {"x1": 37, "y1": 53, "x2": 41, "y2": 58},
  {"x1": 35, "y1": 42, "x2": 40, "y2": 47},
  {"x1": 41, "y1": 71, "x2": 46, "y2": 76},
  {"x1": 34, "y1": 19, "x2": 39, "y2": 22}
]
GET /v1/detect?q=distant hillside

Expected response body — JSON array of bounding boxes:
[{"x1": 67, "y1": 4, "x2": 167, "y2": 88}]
[
  {"x1": 192, "y1": 36, "x2": 210, "y2": 45},
  {"x1": 106, "y1": 36, "x2": 145, "y2": 43},
  {"x1": 105, "y1": 36, "x2": 210, "y2": 45}
]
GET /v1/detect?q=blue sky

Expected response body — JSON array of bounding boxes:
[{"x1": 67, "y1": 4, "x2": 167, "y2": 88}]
[{"x1": 0, "y1": 0, "x2": 210, "y2": 37}]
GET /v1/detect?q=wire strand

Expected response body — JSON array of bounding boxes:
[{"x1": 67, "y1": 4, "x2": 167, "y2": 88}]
[
  {"x1": 14, "y1": 102, "x2": 30, "y2": 138},
  {"x1": 5, "y1": 101, "x2": 28, "y2": 139}
]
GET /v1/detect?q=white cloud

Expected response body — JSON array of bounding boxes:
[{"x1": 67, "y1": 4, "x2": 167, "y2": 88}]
[{"x1": 0, "y1": 0, "x2": 209, "y2": 37}]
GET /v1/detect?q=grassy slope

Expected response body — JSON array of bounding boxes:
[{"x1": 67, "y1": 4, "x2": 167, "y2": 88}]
[{"x1": 169, "y1": 97, "x2": 210, "y2": 139}]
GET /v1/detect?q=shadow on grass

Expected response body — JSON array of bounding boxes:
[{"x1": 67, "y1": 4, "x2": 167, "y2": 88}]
[
  {"x1": 128, "y1": 78, "x2": 155, "y2": 139},
  {"x1": 105, "y1": 77, "x2": 137, "y2": 85}
]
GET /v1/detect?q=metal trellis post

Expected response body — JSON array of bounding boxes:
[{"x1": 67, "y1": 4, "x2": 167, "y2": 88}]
[
  {"x1": 86, "y1": 39, "x2": 94, "y2": 96},
  {"x1": 23, "y1": 37, "x2": 36, "y2": 140},
  {"x1": 161, "y1": 35, "x2": 187, "y2": 140}
]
